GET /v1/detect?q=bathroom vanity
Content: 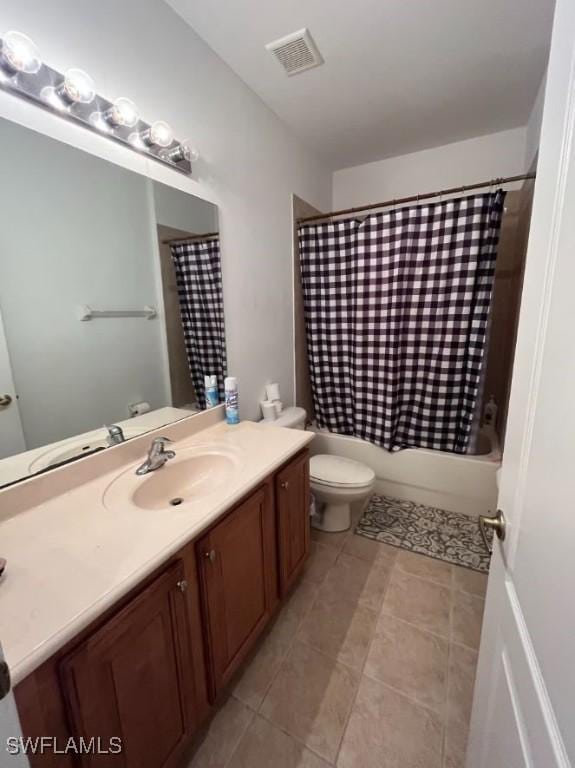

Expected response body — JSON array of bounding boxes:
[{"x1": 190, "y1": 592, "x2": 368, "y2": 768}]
[
  {"x1": 0, "y1": 414, "x2": 312, "y2": 767},
  {"x1": 0, "y1": 105, "x2": 314, "y2": 765}
]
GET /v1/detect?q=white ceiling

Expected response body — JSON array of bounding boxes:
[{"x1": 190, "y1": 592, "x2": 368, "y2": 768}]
[{"x1": 167, "y1": 0, "x2": 555, "y2": 170}]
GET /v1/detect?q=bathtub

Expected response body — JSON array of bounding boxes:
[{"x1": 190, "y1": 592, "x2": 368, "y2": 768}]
[{"x1": 308, "y1": 426, "x2": 501, "y2": 518}]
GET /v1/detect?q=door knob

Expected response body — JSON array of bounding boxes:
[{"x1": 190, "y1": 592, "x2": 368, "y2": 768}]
[
  {"x1": 0, "y1": 394, "x2": 12, "y2": 407},
  {"x1": 204, "y1": 549, "x2": 216, "y2": 563},
  {"x1": 176, "y1": 579, "x2": 188, "y2": 592},
  {"x1": 280, "y1": 480, "x2": 289, "y2": 489},
  {"x1": 479, "y1": 509, "x2": 506, "y2": 554}
]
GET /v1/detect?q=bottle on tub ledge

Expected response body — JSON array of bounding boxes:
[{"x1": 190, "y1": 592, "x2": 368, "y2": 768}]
[
  {"x1": 225, "y1": 376, "x2": 240, "y2": 424},
  {"x1": 483, "y1": 395, "x2": 498, "y2": 430},
  {"x1": 204, "y1": 375, "x2": 219, "y2": 408}
]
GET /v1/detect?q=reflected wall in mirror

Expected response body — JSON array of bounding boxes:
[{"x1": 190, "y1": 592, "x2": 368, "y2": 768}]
[{"x1": 0, "y1": 116, "x2": 226, "y2": 487}]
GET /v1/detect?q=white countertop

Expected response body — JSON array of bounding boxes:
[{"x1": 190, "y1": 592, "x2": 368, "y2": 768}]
[{"x1": 0, "y1": 420, "x2": 313, "y2": 684}]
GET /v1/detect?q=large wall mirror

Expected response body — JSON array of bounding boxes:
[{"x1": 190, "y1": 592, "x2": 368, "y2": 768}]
[{"x1": 0, "y1": 116, "x2": 226, "y2": 488}]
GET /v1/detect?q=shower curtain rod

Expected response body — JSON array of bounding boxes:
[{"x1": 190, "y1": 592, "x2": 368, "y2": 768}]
[
  {"x1": 297, "y1": 172, "x2": 536, "y2": 224},
  {"x1": 162, "y1": 231, "x2": 219, "y2": 245}
]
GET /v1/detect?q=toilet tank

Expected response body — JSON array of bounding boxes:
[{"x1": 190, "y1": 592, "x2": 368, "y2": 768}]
[{"x1": 260, "y1": 406, "x2": 307, "y2": 429}]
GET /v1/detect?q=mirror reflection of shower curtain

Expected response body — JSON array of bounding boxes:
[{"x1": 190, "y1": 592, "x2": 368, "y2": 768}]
[
  {"x1": 169, "y1": 238, "x2": 227, "y2": 409},
  {"x1": 298, "y1": 191, "x2": 505, "y2": 453}
]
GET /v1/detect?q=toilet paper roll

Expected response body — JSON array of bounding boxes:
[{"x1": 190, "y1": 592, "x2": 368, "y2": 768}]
[
  {"x1": 129, "y1": 401, "x2": 151, "y2": 417},
  {"x1": 265, "y1": 382, "x2": 280, "y2": 402},
  {"x1": 260, "y1": 400, "x2": 277, "y2": 421}
]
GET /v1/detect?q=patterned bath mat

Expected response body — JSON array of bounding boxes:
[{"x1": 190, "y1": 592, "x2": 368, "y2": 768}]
[{"x1": 356, "y1": 494, "x2": 491, "y2": 573}]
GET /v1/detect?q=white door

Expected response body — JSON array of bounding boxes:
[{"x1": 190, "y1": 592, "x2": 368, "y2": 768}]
[
  {"x1": 467, "y1": 0, "x2": 575, "y2": 765},
  {"x1": 0, "y1": 643, "x2": 28, "y2": 767},
  {"x1": 0, "y1": 309, "x2": 25, "y2": 460}
]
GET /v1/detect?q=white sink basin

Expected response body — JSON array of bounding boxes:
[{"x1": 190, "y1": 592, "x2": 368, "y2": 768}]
[{"x1": 103, "y1": 444, "x2": 243, "y2": 512}]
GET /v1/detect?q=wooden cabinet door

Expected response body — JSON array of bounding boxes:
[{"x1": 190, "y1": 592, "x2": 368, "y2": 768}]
[
  {"x1": 60, "y1": 561, "x2": 196, "y2": 768},
  {"x1": 276, "y1": 451, "x2": 310, "y2": 596},
  {"x1": 197, "y1": 485, "x2": 277, "y2": 697}
]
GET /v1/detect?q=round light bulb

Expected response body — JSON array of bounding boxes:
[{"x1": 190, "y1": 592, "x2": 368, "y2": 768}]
[
  {"x1": 1, "y1": 31, "x2": 42, "y2": 74},
  {"x1": 61, "y1": 68, "x2": 95, "y2": 104},
  {"x1": 181, "y1": 141, "x2": 199, "y2": 162},
  {"x1": 108, "y1": 97, "x2": 139, "y2": 128},
  {"x1": 149, "y1": 120, "x2": 173, "y2": 147}
]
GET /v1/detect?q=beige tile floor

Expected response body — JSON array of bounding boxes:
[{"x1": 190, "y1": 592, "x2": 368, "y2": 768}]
[{"x1": 188, "y1": 522, "x2": 487, "y2": 768}]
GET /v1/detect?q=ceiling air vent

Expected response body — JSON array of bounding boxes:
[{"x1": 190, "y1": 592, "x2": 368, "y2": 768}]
[{"x1": 265, "y1": 28, "x2": 323, "y2": 76}]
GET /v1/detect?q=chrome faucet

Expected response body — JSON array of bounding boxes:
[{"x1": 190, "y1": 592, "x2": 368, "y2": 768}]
[
  {"x1": 106, "y1": 424, "x2": 125, "y2": 446},
  {"x1": 135, "y1": 437, "x2": 176, "y2": 475}
]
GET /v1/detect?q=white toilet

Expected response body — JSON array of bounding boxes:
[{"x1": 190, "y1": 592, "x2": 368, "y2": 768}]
[
  {"x1": 309, "y1": 454, "x2": 375, "y2": 532},
  {"x1": 259, "y1": 406, "x2": 308, "y2": 430},
  {"x1": 259, "y1": 406, "x2": 375, "y2": 532}
]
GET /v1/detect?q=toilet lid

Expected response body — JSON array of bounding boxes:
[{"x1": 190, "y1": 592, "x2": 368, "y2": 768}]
[{"x1": 310, "y1": 454, "x2": 375, "y2": 488}]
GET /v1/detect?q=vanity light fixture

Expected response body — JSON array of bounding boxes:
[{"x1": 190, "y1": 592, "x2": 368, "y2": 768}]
[{"x1": 0, "y1": 29, "x2": 194, "y2": 174}]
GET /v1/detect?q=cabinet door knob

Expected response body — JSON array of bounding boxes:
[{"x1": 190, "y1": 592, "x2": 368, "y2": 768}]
[
  {"x1": 281, "y1": 480, "x2": 289, "y2": 489},
  {"x1": 176, "y1": 579, "x2": 188, "y2": 592},
  {"x1": 204, "y1": 549, "x2": 217, "y2": 563}
]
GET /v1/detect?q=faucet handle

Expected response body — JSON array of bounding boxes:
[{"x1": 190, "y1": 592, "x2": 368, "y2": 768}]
[
  {"x1": 150, "y1": 437, "x2": 174, "y2": 456},
  {"x1": 135, "y1": 436, "x2": 175, "y2": 476},
  {"x1": 152, "y1": 436, "x2": 173, "y2": 446}
]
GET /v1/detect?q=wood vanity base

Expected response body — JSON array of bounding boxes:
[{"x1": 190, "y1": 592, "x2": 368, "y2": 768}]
[{"x1": 14, "y1": 449, "x2": 310, "y2": 767}]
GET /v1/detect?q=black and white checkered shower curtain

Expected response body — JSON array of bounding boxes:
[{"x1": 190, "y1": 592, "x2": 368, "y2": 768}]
[
  {"x1": 170, "y1": 239, "x2": 227, "y2": 409},
  {"x1": 298, "y1": 191, "x2": 505, "y2": 453}
]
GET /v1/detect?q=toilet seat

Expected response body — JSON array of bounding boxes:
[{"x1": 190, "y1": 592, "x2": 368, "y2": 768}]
[{"x1": 310, "y1": 454, "x2": 375, "y2": 489}]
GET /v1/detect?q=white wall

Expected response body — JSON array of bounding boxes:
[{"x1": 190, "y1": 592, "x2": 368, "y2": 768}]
[
  {"x1": 0, "y1": 0, "x2": 332, "y2": 422},
  {"x1": 332, "y1": 128, "x2": 528, "y2": 209},
  {"x1": 525, "y1": 74, "x2": 547, "y2": 170},
  {"x1": 153, "y1": 182, "x2": 218, "y2": 234},
  {"x1": 0, "y1": 119, "x2": 168, "y2": 449}
]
